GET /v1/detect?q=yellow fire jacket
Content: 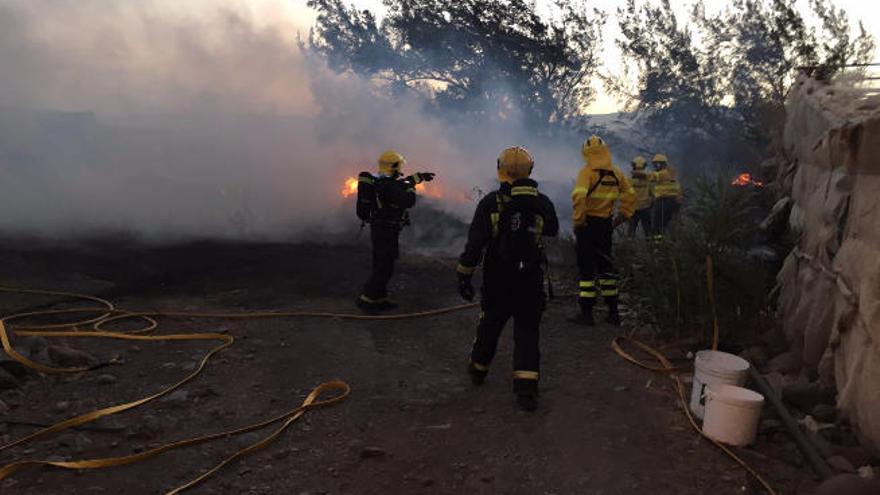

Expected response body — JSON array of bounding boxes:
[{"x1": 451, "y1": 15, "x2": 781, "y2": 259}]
[
  {"x1": 571, "y1": 150, "x2": 636, "y2": 227},
  {"x1": 647, "y1": 167, "x2": 683, "y2": 201},
  {"x1": 630, "y1": 173, "x2": 652, "y2": 211}
]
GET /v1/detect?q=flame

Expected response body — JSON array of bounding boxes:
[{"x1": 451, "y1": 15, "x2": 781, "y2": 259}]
[
  {"x1": 731, "y1": 172, "x2": 764, "y2": 188},
  {"x1": 340, "y1": 176, "x2": 445, "y2": 199},
  {"x1": 341, "y1": 177, "x2": 358, "y2": 198},
  {"x1": 416, "y1": 181, "x2": 443, "y2": 198}
]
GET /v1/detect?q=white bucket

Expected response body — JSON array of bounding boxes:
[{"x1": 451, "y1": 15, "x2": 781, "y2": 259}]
[
  {"x1": 689, "y1": 350, "x2": 750, "y2": 419},
  {"x1": 702, "y1": 384, "x2": 765, "y2": 446}
]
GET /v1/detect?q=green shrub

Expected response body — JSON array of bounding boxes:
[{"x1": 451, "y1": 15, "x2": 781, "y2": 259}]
[{"x1": 617, "y1": 174, "x2": 773, "y2": 351}]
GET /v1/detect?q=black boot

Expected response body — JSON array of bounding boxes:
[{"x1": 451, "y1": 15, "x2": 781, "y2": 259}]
[
  {"x1": 606, "y1": 302, "x2": 621, "y2": 326},
  {"x1": 513, "y1": 378, "x2": 539, "y2": 411},
  {"x1": 467, "y1": 362, "x2": 488, "y2": 386},
  {"x1": 516, "y1": 393, "x2": 538, "y2": 411},
  {"x1": 567, "y1": 305, "x2": 595, "y2": 327}
]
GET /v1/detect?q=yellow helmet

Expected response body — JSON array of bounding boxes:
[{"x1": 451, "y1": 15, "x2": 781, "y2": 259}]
[
  {"x1": 581, "y1": 135, "x2": 612, "y2": 168},
  {"x1": 378, "y1": 149, "x2": 405, "y2": 176},
  {"x1": 652, "y1": 153, "x2": 669, "y2": 166},
  {"x1": 496, "y1": 146, "x2": 534, "y2": 183},
  {"x1": 631, "y1": 156, "x2": 647, "y2": 170}
]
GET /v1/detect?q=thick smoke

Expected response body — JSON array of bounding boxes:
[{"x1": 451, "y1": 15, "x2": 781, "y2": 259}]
[{"x1": 0, "y1": 1, "x2": 588, "y2": 243}]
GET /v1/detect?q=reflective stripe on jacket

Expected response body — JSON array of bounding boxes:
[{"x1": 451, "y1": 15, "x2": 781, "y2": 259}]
[{"x1": 571, "y1": 165, "x2": 635, "y2": 227}]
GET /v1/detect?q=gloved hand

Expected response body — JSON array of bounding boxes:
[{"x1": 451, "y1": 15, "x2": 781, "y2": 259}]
[
  {"x1": 410, "y1": 172, "x2": 436, "y2": 184},
  {"x1": 612, "y1": 214, "x2": 627, "y2": 229},
  {"x1": 457, "y1": 273, "x2": 475, "y2": 301}
]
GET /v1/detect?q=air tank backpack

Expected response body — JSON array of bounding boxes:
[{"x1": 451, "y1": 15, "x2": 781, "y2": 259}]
[
  {"x1": 356, "y1": 171, "x2": 377, "y2": 222},
  {"x1": 494, "y1": 187, "x2": 545, "y2": 274}
]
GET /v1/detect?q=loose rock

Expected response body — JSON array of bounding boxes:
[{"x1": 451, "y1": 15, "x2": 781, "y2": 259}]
[
  {"x1": 767, "y1": 351, "x2": 800, "y2": 374},
  {"x1": 360, "y1": 447, "x2": 386, "y2": 459},
  {"x1": 160, "y1": 390, "x2": 189, "y2": 408},
  {"x1": 827, "y1": 455, "x2": 856, "y2": 473},
  {"x1": 48, "y1": 346, "x2": 96, "y2": 368},
  {"x1": 813, "y1": 474, "x2": 880, "y2": 495}
]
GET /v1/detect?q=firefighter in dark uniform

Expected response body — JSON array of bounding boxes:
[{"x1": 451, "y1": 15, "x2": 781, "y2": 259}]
[
  {"x1": 456, "y1": 146, "x2": 559, "y2": 411},
  {"x1": 357, "y1": 150, "x2": 434, "y2": 311},
  {"x1": 570, "y1": 136, "x2": 636, "y2": 327}
]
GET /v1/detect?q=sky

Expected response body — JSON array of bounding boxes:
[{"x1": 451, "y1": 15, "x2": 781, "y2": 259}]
[{"x1": 291, "y1": 0, "x2": 880, "y2": 114}]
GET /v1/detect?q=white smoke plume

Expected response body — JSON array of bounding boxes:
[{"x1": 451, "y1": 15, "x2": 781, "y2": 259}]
[{"x1": 0, "y1": 0, "x2": 586, "y2": 243}]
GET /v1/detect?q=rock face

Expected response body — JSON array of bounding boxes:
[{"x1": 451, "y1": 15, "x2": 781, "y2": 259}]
[{"x1": 774, "y1": 74, "x2": 880, "y2": 454}]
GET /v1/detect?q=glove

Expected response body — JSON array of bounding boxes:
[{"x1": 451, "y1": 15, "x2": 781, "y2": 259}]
[
  {"x1": 612, "y1": 214, "x2": 627, "y2": 228},
  {"x1": 410, "y1": 172, "x2": 436, "y2": 184},
  {"x1": 457, "y1": 273, "x2": 475, "y2": 302}
]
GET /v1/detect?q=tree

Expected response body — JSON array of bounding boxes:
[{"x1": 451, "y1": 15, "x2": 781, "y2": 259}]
[
  {"x1": 610, "y1": 0, "x2": 875, "y2": 160},
  {"x1": 306, "y1": 0, "x2": 606, "y2": 132}
]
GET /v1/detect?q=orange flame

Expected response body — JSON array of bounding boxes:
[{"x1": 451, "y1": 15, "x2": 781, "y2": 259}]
[
  {"x1": 341, "y1": 177, "x2": 358, "y2": 198},
  {"x1": 340, "y1": 176, "x2": 446, "y2": 199},
  {"x1": 732, "y1": 173, "x2": 764, "y2": 188}
]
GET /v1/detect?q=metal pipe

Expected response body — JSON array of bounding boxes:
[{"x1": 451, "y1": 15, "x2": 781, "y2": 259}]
[{"x1": 748, "y1": 367, "x2": 834, "y2": 480}]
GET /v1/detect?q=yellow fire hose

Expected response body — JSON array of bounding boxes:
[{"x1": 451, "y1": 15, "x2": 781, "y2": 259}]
[
  {"x1": 0, "y1": 286, "x2": 476, "y2": 493},
  {"x1": 1, "y1": 281, "x2": 777, "y2": 494}
]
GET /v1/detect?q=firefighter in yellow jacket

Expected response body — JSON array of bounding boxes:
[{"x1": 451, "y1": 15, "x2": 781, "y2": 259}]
[
  {"x1": 628, "y1": 156, "x2": 652, "y2": 236},
  {"x1": 570, "y1": 136, "x2": 636, "y2": 326},
  {"x1": 646, "y1": 153, "x2": 682, "y2": 241}
]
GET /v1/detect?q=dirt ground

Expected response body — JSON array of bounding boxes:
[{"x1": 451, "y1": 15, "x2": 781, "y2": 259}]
[{"x1": 0, "y1": 240, "x2": 819, "y2": 494}]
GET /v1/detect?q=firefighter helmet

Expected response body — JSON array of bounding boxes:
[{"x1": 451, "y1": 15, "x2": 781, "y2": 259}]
[
  {"x1": 497, "y1": 146, "x2": 534, "y2": 183},
  {"x1": 581, "y1": 135, "x2": 612, "y2": 169},
  {"x1": 378, "y1": 150, "x2": 405, "y2": 176},
  {"x1": 652, "y1": 153, "x2": 669, "y2": 169},
  {"x1": 632, "y1": 156, "x2": 647, "y2": 170}
]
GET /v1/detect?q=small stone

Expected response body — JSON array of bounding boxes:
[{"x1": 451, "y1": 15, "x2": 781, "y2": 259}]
[
  {"x1": 48, "y1": 346, "x2": 96, "y2": 368},
  {"x1": 360, "y1": 447, "x2": 386, "y2": 459},
  {"x1": 813, "y1": 474, "x2": 880, "y2": 495},
  {"x1": 857, "y1": 466, "x2": 875, "y2": 479},
  {"x1": 160, "y1": 390, "x2": 189, "y2": 408},
  {"x1": 767, "y1": 351, "x2": 800, "y2": 374},
  {"x1": 828, "y1": 455, "x2": 856, "y2": 474},
  {"x1": 96, "y1": 374, "x2": 117, "y2": 385},
  {"x1": 783, "y1": 382, "x2": 835, "y2": 411},
  {"x1": 55, "y1": 400, "x2": 70, "y2": 412},
  {"x1": 0, "y1": 399, "x2": 8, "y2": 414},
  {"x1": 812, "y1": 404, "x2": 837, "y2": 423},
  {"x1": 614, "y1": 386, "x2": 628, "y2": 392}
]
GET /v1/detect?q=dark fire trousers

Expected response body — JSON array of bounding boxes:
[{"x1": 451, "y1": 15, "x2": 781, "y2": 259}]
[
  {"x1": 628, "y1": 207, "x2": 651, "y2": 237},
  {"x1": 651, "y1": 197, "x2": 680, "y2": 237},
  {"x1": 362, "y1": 222, "x2": 400, "y2": 301},
  {"x1": 471, "y1": 274, "x2": 544, "y2": 395},
  {"x1": 574, "y1": 216, "x2": 618, "y2": 313}
]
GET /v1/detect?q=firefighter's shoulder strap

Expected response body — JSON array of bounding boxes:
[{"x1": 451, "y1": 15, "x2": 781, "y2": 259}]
[
  {"x1": 489, "y1": 192, "x2": 509, "y2": 238},
  {"x1": 583, "y1": 169, "x2": 619, "y2": 199}
]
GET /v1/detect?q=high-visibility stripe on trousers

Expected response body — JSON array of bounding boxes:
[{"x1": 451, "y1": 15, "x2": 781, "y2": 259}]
[
  {"x1": 599, "y1": 277, "x2": 618, "y2": 298},
  {"x1": 579, "y1": 280, "x2": 597, "y2": 300}
]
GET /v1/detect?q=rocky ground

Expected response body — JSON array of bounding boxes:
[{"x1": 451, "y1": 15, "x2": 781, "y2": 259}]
[{"x1": 0, "y1": 240, "x2": 866, "y2": 494}]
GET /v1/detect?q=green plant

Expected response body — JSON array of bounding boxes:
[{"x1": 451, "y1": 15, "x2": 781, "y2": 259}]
[{"x1": 618, "y1": 174, "x2": 773, "y2": 350}]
